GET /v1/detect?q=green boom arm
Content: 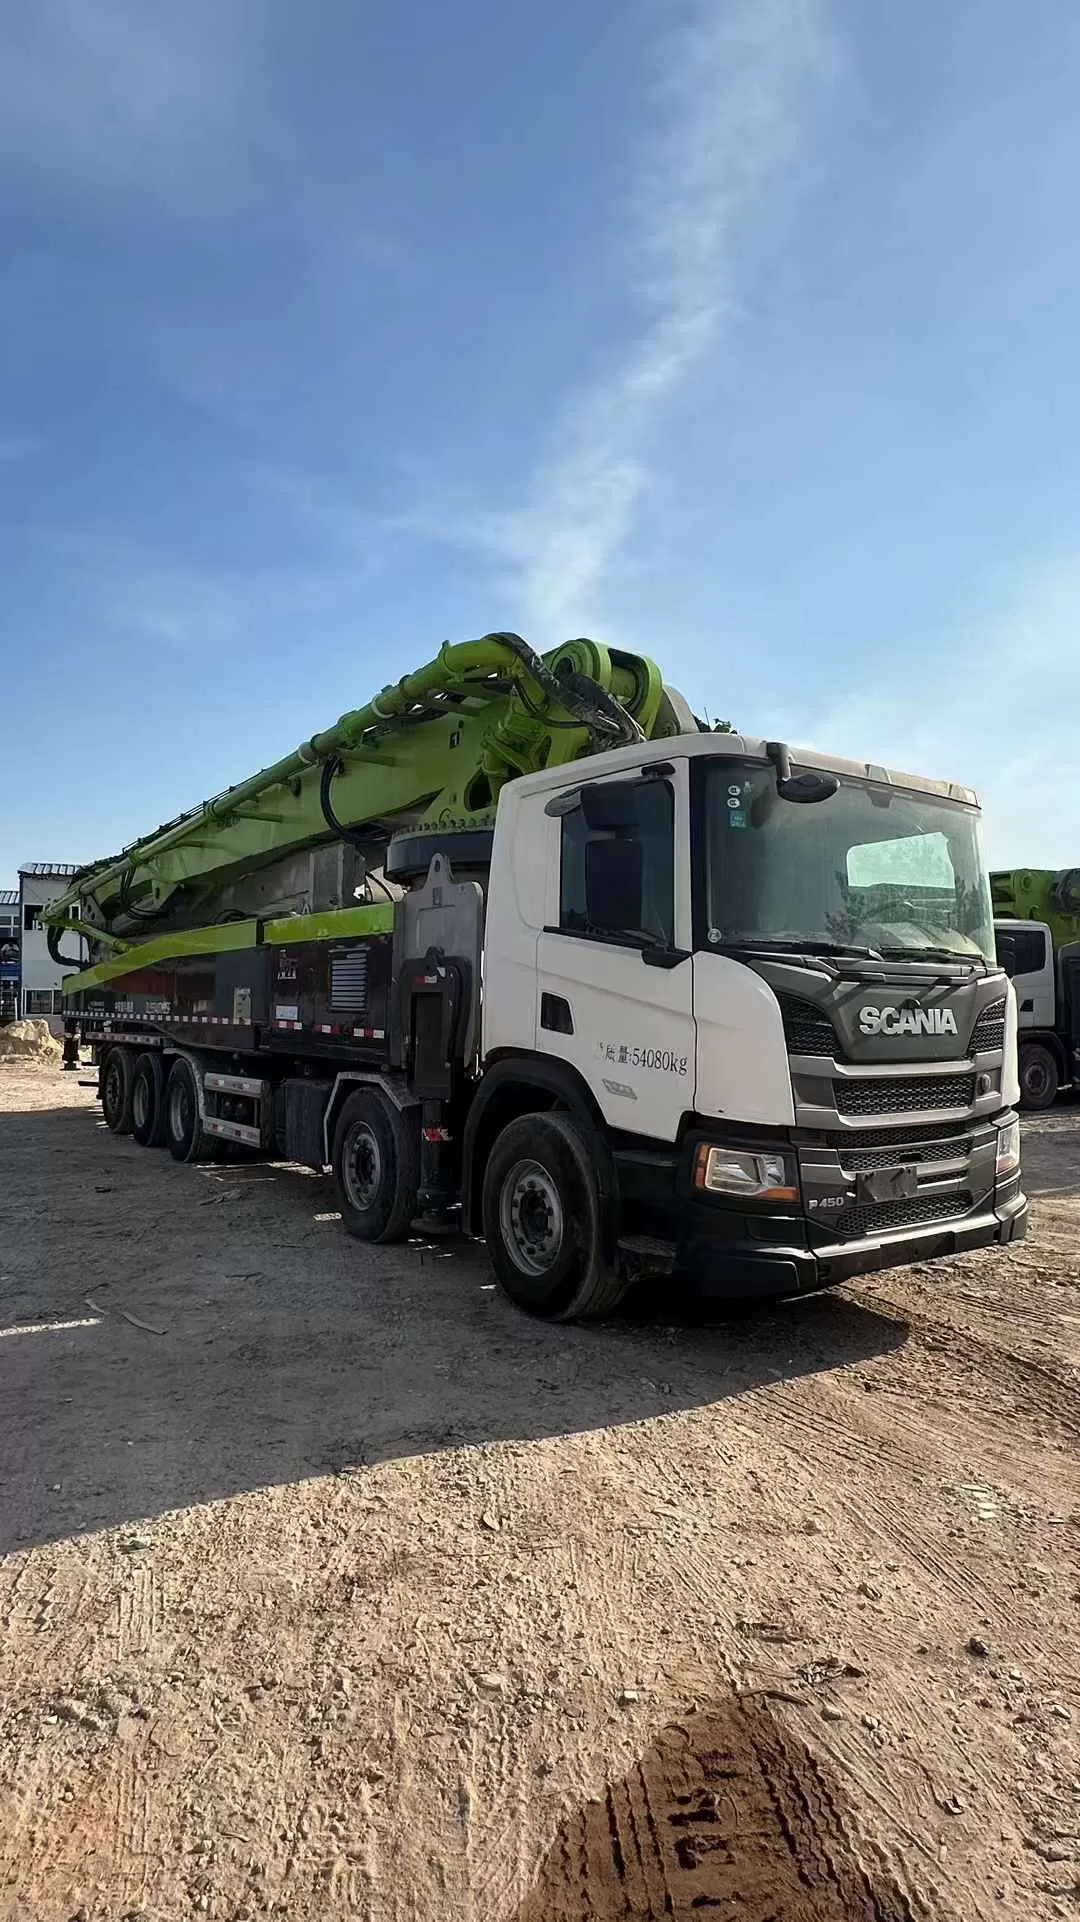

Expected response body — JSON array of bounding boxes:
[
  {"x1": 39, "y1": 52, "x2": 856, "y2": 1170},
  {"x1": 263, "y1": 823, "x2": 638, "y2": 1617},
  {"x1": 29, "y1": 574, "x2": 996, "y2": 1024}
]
[
  {"x1": 44, "y1": 632, "x2": 689, "y2": 947},
  {"x1": 990, "y1": 868, "x2": 1080, "y2": 950}
]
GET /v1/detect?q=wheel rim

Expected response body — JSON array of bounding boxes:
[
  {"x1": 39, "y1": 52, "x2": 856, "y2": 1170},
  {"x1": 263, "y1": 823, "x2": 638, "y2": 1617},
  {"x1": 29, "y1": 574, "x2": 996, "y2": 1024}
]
[
  {"x1": 343, "y1": 1122, "x2": 383, "y2": 1212},
  {"x1": 169, "y1": 1075, "x2": 191, "y2": 1142},
  {"x1": 500, "y1": 1158, "x2": 564, "y2": 1277},
  {"x1": 133, "y1": 1077, "x2": 149, "y2": 1130},
  {"x1": 1026, "y1": 1060, "x2": 1050, "y2": 1098},
  {"x1": 104, "y1": 1058, "x2": 123, "y2": 1121}
]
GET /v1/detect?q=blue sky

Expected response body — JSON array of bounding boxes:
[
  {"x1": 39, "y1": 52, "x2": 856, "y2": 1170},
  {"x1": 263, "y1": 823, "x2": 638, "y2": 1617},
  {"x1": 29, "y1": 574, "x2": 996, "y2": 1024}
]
[{"x1": 3, "y1": 0, "x2": 1080, "y2": 883}]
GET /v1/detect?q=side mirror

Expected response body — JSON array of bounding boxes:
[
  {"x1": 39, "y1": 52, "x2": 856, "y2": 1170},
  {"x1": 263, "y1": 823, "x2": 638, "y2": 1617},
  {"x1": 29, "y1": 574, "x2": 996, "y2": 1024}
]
[
  {"x1": 584, "y1": 838, "x2": 643, "y2": 934},
  {"x1": 778, "y1": 770, "x2": 840, "y2": 805},
  {"x1": 996, "y1": 939, "x2": 1016, "y2": 978},
  {"x1": 765, "y1": 740, "x2": 839, "y2": 805},
  {"x1": 577, "y1": 781, "x2": 642, "y2": 833}
]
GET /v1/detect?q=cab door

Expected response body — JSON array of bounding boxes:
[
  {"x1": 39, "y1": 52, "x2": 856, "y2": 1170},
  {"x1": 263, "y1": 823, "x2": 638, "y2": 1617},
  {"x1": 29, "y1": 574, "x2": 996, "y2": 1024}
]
[{"x1": 534, "y1": 762, "x2": 696, "y2": 1142}]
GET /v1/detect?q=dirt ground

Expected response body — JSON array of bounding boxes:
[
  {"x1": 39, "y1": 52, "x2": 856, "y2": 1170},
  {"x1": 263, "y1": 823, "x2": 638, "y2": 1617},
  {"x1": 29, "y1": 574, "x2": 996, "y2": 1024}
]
[{"x1": 1, "y1": 1065, "x2": 1077, "y2": 1922}]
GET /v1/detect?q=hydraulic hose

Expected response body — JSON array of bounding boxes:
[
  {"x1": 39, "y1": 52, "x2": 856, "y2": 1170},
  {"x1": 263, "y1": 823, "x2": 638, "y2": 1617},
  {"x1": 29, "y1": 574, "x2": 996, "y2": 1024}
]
[
  {"x1": 47, "y1": 925, "x2": 84, "y2": 970},
  {"x1": 117, "y1": 865, "x2": 176, "y2": 923},
  {"x1": 319, "y1": 754, "x2": 370, "y2": 852}
]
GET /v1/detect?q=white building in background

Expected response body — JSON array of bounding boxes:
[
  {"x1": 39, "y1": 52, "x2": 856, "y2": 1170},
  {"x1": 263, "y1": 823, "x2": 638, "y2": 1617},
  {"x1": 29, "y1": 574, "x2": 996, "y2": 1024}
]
[
  {"x1": 0, "y1": 890, "x2": 18, "y2": 1023},
  {"x1": 18, "y1": 863, "x2": 82, "y2": 1020}
]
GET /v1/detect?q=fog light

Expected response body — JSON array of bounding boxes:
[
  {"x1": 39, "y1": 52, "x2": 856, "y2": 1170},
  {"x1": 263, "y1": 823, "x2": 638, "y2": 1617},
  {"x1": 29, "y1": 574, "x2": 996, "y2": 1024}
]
[
  {"x1": 995, "y1": 1117, "x2": 1021, "y2": 1179},
  {"x1": 695, "y1": 1144, "x2": 798, "y2": 1202}
]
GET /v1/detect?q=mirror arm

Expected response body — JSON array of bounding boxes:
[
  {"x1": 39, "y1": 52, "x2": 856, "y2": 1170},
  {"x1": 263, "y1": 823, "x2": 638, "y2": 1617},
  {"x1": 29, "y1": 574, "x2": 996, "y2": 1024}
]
[{"x1": 765, "y1": 740, "x2": 794, "y2": 785}]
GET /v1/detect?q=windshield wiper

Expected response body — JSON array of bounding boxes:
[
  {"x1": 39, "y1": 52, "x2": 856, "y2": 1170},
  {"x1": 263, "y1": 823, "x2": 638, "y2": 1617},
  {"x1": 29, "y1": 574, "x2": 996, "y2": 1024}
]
[
  {"x1": 801, "y1": 939, "x2": 885, "y2": 960},
  {"x1": 878, "y1": 943, "x2": 985, "y2": 969},
  {"x1": 723, "y1": 937, "x2": 885, "y2": 961}
]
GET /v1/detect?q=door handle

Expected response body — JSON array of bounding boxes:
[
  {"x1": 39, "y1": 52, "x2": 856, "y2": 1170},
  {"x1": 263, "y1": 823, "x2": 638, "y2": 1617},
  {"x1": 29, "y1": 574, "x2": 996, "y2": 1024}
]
[{"x1": 541, "y1": 993, "x2": 574, "y2": 1035}]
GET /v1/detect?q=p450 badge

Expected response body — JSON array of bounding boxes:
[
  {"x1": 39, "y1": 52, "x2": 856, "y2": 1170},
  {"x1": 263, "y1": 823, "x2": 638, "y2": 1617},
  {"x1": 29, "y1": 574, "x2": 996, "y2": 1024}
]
[{"x1": 859, "y1": 1004, "x2": 957, "y2": 1038}]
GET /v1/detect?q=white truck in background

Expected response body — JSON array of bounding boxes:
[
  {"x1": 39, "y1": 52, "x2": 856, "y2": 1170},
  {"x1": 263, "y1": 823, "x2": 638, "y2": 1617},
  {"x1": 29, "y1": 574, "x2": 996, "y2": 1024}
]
[{"x1": 992, "y1": 867, "x2": 1080, "y2": 1108}]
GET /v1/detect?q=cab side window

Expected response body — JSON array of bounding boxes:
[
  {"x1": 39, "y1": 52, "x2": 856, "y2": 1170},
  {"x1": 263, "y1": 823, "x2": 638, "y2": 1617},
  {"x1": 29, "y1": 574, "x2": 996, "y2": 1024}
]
[
  {"x1": 1007, "y1": 927, "x2": 1047, "y2": 974},
  {"x1": 559, "y1": 780, "x2": 674, "y2": 947}
]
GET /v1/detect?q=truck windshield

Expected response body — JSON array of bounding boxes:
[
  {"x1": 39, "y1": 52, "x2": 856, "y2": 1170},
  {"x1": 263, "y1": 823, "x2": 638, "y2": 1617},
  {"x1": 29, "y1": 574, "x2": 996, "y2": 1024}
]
[{"x1": 703, "y1": 762, "x2": 996, "y2": 965}]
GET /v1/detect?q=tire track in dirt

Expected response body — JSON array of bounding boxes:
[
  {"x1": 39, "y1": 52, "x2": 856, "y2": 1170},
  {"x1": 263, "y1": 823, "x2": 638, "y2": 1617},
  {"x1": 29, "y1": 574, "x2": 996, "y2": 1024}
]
[
  {"x1": 584, "y1": 1366, "x2": 1077, "y2": 1916},
  {"x1": 512, "y1": 1696, "x2": 930, "y2": 1921},
  {"x1": 715, "y1": 1364, "x2": 1079, "y2": 1904},
  {"x1": 110, "y1": 1729, "x2": 154, "y2": 1912},
  {"x1": 744, "y1": 1388, "x2": 1013, "y2": 1630},
  {"x1": 115, "y1": 1556, "x2": 165, "y2": 1657}
]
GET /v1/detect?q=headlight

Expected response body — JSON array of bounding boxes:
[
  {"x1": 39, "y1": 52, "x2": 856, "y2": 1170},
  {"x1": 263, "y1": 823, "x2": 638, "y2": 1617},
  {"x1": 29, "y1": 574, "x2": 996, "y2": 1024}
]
[
  {"x1": 995, "y1": 1117, "x2": 1021, "y2": 1179},
  {"x1": 694, "y1": 1144, "x2": 798, "y2": 1202}
]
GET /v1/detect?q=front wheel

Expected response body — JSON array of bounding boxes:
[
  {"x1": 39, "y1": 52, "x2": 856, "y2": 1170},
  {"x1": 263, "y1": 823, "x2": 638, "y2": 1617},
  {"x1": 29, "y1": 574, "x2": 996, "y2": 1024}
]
[
  {"x1": 481, "y1": 1111, "x2": 626, "y2": 1321},
  {"x1": 1019, "y1": 1042, "x2": 1060, "y2": 1111},
  {"x1": 331, "y1": 1088, "x2": 419, "y2": 1243}
]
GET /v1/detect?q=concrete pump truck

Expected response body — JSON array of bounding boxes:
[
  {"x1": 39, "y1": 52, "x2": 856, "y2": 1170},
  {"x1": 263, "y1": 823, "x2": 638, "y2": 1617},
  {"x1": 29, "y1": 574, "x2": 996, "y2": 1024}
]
[
  {"x1": 992, "y1": 866, "x2": 1080, "y2": 1108},
  {"x1": 45, "y1": 632, "x2": 1027, "y2": 1320}
]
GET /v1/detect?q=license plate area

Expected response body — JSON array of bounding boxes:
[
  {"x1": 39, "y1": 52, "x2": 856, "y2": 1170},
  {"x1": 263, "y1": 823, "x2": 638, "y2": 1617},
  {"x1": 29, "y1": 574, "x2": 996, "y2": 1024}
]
[{"x1": 856, "y1": 1165, "x2": 918, "y2": 1205}]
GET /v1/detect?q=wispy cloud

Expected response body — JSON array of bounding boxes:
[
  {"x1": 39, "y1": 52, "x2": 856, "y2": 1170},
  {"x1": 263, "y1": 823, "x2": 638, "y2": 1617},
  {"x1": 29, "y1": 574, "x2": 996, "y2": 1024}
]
[
  {"x1": 54, "y1": 532, "x2": 385, "y2": 658},
  {"x1": 432, "y1": 0, "x2": 837, "y2": 636},
  {"x1": 110, "y1": 564, "x2": 256, "y2": 655},
  {"x1": 0, "y1": 0, "x2": 260, "y2": 212},
  {"x1": 0, "y1": 435, "x2": 41, "y2": 469},
  {"x1": 778, "y1": 554, "x2": 1080, "y2": 867}
]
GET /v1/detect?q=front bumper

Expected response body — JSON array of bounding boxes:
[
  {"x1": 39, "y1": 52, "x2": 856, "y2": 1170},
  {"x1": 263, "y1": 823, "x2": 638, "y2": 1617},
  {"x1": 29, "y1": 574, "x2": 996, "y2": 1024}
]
[{"x1": 679, "y1": 1188, "x2": 1028, "y2": 1299}]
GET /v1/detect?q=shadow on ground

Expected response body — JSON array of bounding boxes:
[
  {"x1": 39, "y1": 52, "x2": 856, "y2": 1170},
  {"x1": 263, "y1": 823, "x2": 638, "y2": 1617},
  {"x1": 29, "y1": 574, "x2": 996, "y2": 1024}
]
[
  {"x1": 1, "y1": 1103, "x2": 908, "y2": 1555},
  {"x1": 1016, "y1": 1110, "x2": 1080, "y2": 1197},
  {"x1": 511, "y1": 1692, "x2": 928, "y2": 1922}
]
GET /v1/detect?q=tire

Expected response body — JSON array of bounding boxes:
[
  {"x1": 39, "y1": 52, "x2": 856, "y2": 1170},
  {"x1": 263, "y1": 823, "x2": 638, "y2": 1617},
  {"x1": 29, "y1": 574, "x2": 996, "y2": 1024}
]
[
  {"x1": 1018, "y1": 1042, "x2": 1059, "y2": 1111},
  {"x1": 331, "y1": 1088, "x2": 419, "y2": 1243},
  {"x1": 165, "y1": 1056, "x2": 216, "y2": 1162},
  {"x1": 481, "y1": 1111, "x2": 627, "y2": 1321},
  {"x1": 131, "y1": 1051, "x2": 167, "y2": 1148},
  {"x1": 101, "y1": 1047, "x2": 136, "y2": 1135}
]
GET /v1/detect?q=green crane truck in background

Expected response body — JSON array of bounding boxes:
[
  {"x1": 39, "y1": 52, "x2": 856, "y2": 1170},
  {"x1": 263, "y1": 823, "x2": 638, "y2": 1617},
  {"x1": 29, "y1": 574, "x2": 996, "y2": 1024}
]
[
  {"x1": 992, "y1": 868, "x2": 1080, "y2": 1109},
  {"x1": 43, "y1": 631, "x2": 1026, "y2": 1320}
]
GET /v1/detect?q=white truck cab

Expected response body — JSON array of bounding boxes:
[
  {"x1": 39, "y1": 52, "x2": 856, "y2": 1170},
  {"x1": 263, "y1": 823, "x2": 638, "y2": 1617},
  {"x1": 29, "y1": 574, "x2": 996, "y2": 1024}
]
[{"x1": 473, "y1": 730, "x2": 1026, "y2": 1308}]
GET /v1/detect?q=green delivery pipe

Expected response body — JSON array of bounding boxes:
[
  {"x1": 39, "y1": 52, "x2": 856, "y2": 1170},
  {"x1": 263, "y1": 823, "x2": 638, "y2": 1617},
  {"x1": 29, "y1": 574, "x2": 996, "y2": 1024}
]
[
  {"x1": 44, "y1": 632, "x2": 662, "y2": 934},
  {"x1": 63, "y1": 636, "x2": 534, "y2": 911},
  {"x1": 205, "y1": 636, "x2": 510, "y2": 821}
]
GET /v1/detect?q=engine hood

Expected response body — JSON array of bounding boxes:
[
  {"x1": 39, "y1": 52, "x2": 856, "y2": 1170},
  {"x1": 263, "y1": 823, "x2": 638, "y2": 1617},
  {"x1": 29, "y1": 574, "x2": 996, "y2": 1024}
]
[
  {"x1": 746, "y1": 956, "x2": 1011, "y2": 1065},
  {"x1": 691, "y1": 949, "x2": 1017, "y2": 1132}
]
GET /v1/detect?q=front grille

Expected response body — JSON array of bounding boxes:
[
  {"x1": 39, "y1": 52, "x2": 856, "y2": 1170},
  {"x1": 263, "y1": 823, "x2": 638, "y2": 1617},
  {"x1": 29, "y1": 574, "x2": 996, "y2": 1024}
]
[
  {"x1": 834, "y1": 1074, "x2": 976, "y2": 1118},
  {"x1": 840, "y1": 1135, "x2": 970, "y2": 1173},
  {"x1": 970, "y1": 1000, "x2": 1006, "y2": 1052},
  {"x1": 779, "y1": 995, "x2": 836, "y2": 1056},
  {"x1": 833, "y1": 1192, "x2": 972, "y2": 1241},
  {"x1": 831, "y1": 1120, "x2": 968, "y2": 1150}
]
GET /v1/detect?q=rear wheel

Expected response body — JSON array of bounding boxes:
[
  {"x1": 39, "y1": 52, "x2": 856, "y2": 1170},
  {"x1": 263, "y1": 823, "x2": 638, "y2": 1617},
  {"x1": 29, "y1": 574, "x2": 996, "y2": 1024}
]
[
  {"x1": 1019, "y1": 1041, "x2": 1059, "y2": 1111},
  {"x1": 101, "y1": 1047, "x2": 135, "y2": 1135},
  {"x1": 481, "y1": 1111, "x2": 626, "y2": 1321},
  {"x1": 165, "y1": 1057, "x2": 217, "y2": 1162},
  {"x1": 332, "y1": 1088, "x2": 419, "y2": 1243},
  {"x1": 131, "y1": 1052, "x2": 167, "y2": 1147}
]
